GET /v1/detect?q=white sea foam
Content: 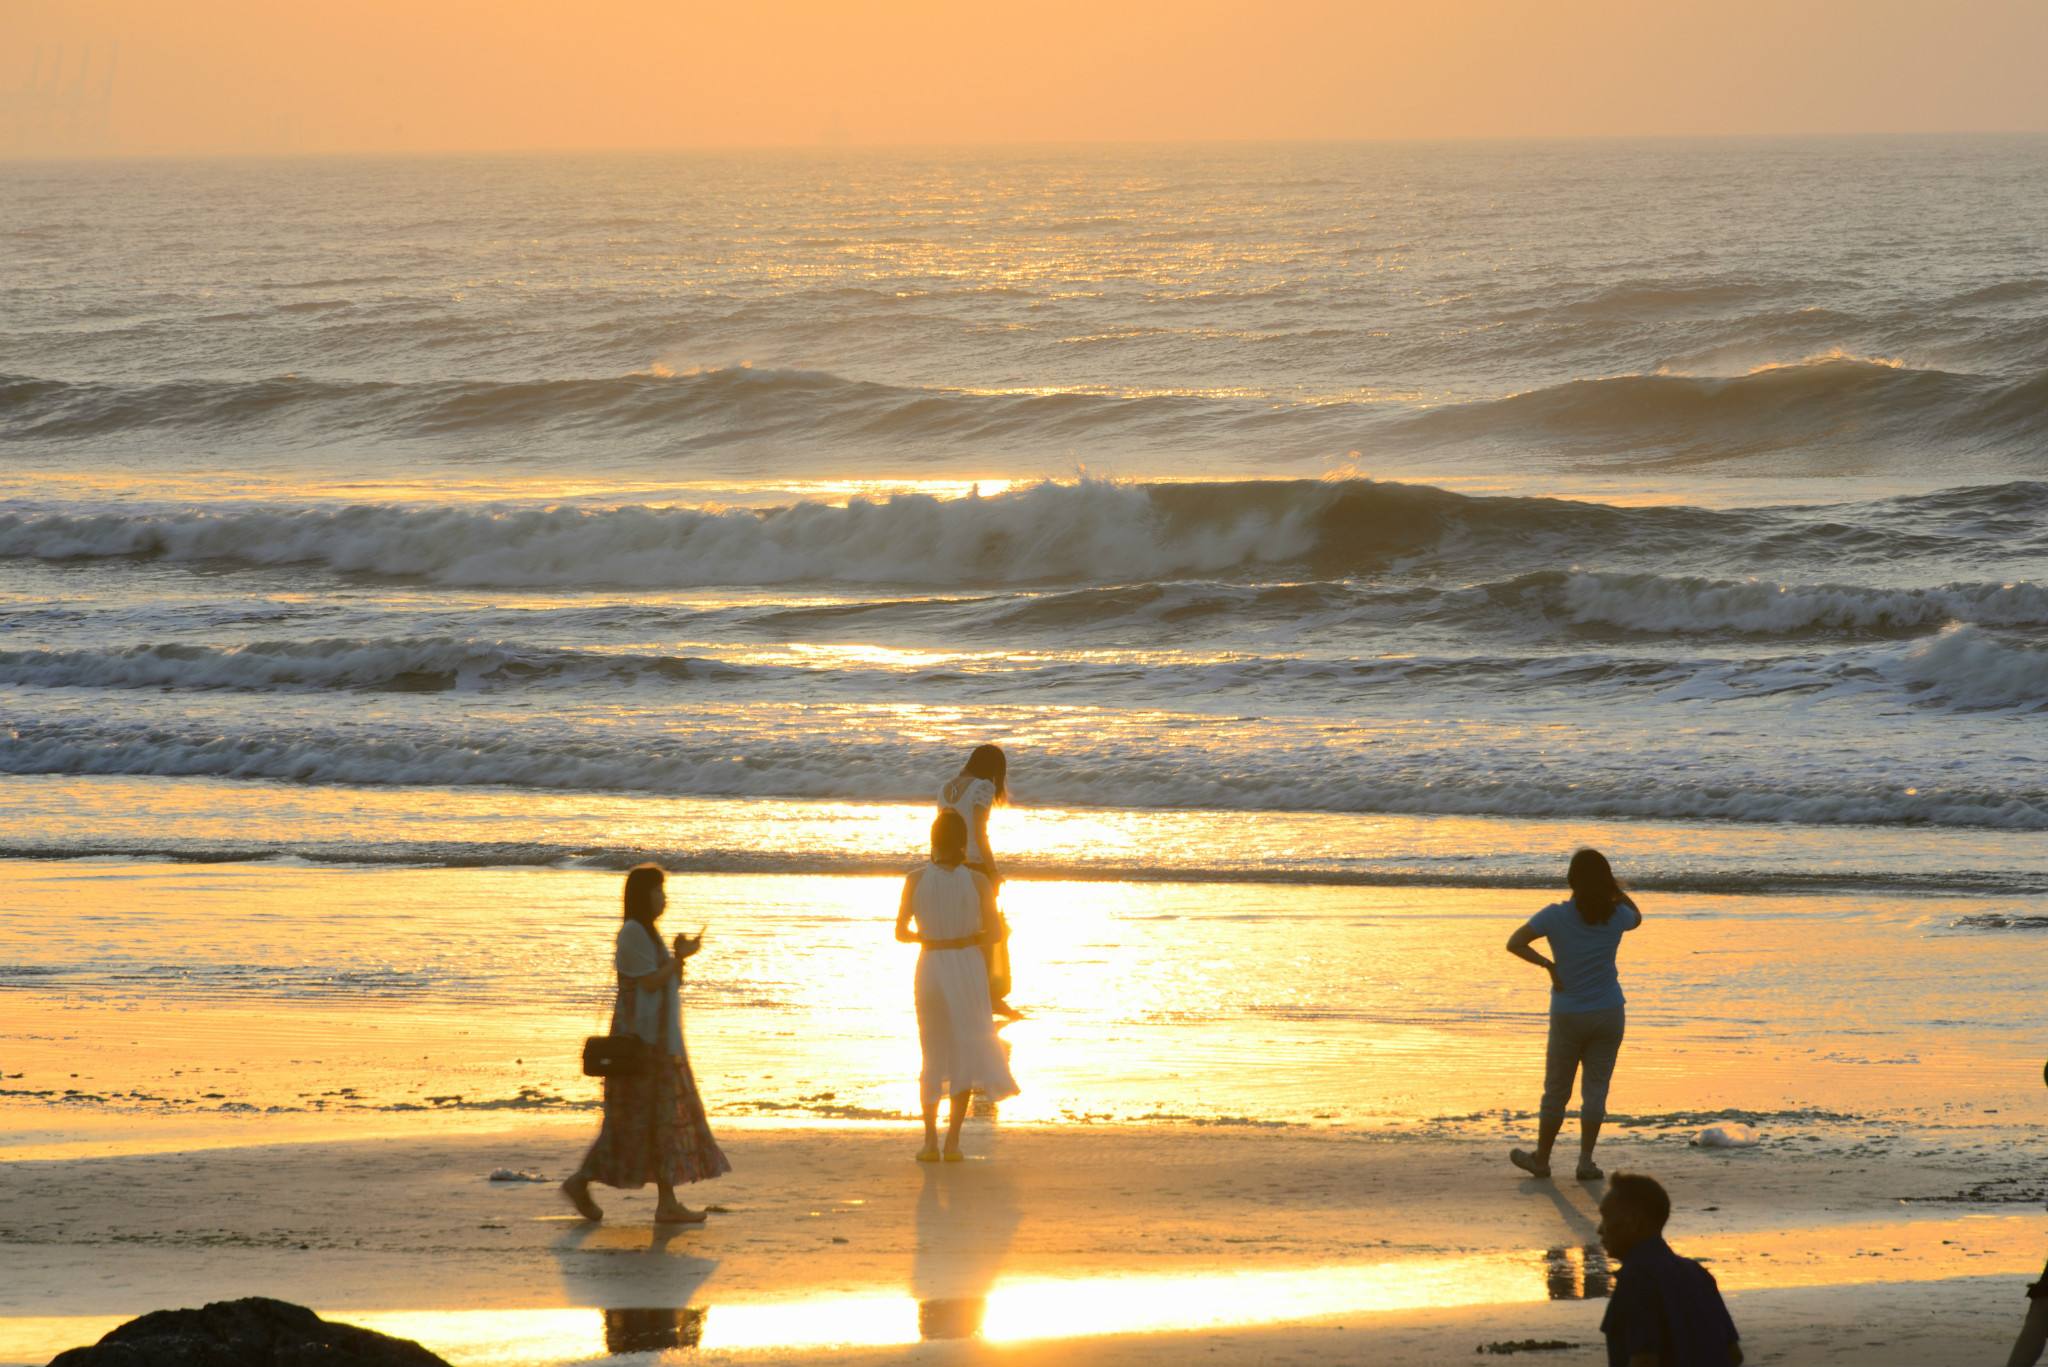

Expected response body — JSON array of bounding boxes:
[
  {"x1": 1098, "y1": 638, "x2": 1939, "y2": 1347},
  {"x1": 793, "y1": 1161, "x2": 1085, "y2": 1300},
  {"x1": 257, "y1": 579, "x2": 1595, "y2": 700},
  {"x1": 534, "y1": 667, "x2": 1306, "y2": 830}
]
[
  {"x1": 1892, "y1": 625, "x2": 2048, "y2": 710},
  {"x1": 0, "y1": 483, "x2": 1325, "y2": 587},
  {"x1": 5, "y1": 711, "x2": 2045, "y2": 830},
  {"x1": 1556, "y1": 572, "x2": 2048, "y2": 635}
]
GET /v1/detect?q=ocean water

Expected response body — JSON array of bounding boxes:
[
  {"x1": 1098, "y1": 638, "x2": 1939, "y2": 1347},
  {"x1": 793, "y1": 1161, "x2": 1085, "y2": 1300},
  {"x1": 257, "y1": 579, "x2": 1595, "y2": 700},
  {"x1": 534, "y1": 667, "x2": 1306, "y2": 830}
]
[{"x1": 2, "y1": 139, "x2": 2045, "y2": 1141}]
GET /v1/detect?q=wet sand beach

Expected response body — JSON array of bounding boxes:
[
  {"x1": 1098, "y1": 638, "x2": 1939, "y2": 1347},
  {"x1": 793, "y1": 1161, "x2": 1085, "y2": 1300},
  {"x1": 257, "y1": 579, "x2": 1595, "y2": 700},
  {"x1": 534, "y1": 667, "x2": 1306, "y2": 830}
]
[
  {"x1": 0, "y1": 1124, "x2": 2038, "y2": 1365},
  {"x1": 5, "y1": 858, "x2": 2044, "y2": 1361}
]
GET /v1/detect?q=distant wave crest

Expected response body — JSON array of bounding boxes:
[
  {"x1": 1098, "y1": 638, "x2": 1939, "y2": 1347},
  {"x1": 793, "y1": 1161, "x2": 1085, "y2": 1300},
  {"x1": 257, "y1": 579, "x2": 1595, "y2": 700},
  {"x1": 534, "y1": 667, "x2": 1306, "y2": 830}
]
[
  {"x1": 6, "y1": 355, "x2": 2048, "y2": 465},
  {"x1": 1394, "y1": 355, "x2": 2048, "y2": 458}
]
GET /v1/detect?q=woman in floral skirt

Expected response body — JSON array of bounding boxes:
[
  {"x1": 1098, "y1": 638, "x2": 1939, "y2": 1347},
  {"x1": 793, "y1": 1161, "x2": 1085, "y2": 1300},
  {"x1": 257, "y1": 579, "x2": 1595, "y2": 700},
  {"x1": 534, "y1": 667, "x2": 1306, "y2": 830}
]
[{"x1": 563, "y1": 864, "x2": 730, "y2": 1224}]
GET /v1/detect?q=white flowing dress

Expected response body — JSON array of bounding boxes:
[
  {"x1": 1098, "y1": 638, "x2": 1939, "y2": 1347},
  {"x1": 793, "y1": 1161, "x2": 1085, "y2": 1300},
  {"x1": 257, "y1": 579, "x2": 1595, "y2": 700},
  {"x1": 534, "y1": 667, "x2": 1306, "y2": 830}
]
[{"x1": 911, "y1": 862, "x2": 1020, "y2": 1107}]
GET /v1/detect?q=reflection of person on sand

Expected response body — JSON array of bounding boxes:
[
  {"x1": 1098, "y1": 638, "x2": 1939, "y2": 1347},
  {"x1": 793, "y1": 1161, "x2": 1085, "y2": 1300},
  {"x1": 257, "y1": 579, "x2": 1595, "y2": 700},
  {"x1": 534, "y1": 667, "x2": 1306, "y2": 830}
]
[
  {"x1": 562, "y1": 864, "x2": 731, "y2": 1225},
  {"x1": 940, "y1": 743, "x2": 1022, "y2": 1021},
  {"x1": 898, "y1": 810, "x2": 1020, "y2": 1162},
  {"x1": 605, "y1": 1307, "x2": 706, "y2": 1353},
  {"x1": 1528, "y1": 1175, "x2": 1613, "y2": 1300},
  {"x1": 548, "y1": 1218, "x2": 717, "y2": 1349},
  {"x1": 911, "y1": 1160, "x2": 1022, "y2": 1339},
  {"x1": 1597, "y1": 1172, "x2": 1743, "y2": 1367},
  {"x1": 1506, "y1": 848, "x2": 1641, "y2": 1181}
]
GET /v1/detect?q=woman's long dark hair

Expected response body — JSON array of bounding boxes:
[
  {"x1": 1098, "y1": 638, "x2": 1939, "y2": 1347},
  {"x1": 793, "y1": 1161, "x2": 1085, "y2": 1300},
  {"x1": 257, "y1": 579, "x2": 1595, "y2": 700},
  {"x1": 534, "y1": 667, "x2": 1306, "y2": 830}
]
[
  {"x1": 956, "y1": 743, "x2": 1007, "y2": 803},
  {"x1": 623, "y1": 863, "x2": 666, "y2": 929},
  {"x1": 1568, "y1": 848, "x2": 1630, "y2": 926},
  {"x1": 930, "y1": 810, "x2": 968, "y2": 866}
]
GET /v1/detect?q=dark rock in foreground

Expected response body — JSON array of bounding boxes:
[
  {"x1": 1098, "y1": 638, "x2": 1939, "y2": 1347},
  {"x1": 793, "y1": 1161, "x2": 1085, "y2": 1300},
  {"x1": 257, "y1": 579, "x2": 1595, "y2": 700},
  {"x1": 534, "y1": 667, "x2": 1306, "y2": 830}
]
[{"x1": 49, "y1": 1298, "x2": 449, "y2": 1367}]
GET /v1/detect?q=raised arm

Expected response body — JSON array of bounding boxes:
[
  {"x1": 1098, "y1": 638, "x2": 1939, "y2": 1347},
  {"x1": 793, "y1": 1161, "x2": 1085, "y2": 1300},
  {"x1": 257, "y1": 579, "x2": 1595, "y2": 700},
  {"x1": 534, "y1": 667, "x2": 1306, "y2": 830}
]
[{"x1": 1506, "y1": 922, "x2": 1559, "y2": 988}]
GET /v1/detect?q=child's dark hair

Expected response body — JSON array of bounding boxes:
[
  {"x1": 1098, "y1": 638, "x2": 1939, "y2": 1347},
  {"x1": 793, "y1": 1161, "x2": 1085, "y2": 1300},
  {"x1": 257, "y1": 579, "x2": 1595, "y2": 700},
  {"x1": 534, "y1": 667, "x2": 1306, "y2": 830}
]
[
  {"x1": 931, "y1": 810, "x2": 968, "y2": 865},
  {"x1": 1605, "y1": 1172, "x2": 1671, "y2": 1231}
]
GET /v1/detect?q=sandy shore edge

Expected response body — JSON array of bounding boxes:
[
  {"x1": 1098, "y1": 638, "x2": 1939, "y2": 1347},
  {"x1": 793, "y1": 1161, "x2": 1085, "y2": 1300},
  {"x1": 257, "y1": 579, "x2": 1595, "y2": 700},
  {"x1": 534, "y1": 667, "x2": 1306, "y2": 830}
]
[{"x1": 0, "y1": 1122, "x2": 2038, "y2": 1365}]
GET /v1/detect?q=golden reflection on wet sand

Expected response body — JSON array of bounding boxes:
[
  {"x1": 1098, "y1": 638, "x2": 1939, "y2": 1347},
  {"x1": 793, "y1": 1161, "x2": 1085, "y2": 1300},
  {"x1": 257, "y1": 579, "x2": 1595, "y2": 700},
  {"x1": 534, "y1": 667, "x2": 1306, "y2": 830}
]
[
  {"x1": 1, "y1": 850, "x2": 2040, "y2": 1134},
  {"x1": 3, "y1": 1216, "x2": 2032, "y2": 1365}
]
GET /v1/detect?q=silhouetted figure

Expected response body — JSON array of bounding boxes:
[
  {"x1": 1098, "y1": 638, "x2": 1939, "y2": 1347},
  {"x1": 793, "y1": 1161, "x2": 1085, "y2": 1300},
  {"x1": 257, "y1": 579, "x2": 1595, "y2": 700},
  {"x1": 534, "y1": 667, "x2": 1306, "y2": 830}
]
[
  {"x1": 1596, "y1": 1172, "x2": 1742, "y2": 1367},
  {"x1": 2013, "y1": 1271, "x2": 2048, "y2": 1367},
  {"x1": 1506, "y1": 848, "x2": 1641, "y2": 1180},
  {"x1": 563, "y1": 864, "x2": 730, "y2": 1224},
  {"x1": 2010, "y1": 1057, "x2": 2048, "y2": 1366},
  {"x1": 897, "y1": 810, "x2": 1019, "y2": 1161},
  {"x1": 940, "y1": 743, "x2": 1020, "y2": 1020}
]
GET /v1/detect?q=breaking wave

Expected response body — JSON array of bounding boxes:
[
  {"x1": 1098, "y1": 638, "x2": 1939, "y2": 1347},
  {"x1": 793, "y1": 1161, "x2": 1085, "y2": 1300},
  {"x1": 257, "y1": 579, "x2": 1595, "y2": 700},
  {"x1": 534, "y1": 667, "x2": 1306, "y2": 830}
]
[
  {"x1": 1893, "y1": 625, "x2": 2048, "y2": 711},
  {"x1": 3, "y1": 477, "x2": 2042, "y2": 589}
]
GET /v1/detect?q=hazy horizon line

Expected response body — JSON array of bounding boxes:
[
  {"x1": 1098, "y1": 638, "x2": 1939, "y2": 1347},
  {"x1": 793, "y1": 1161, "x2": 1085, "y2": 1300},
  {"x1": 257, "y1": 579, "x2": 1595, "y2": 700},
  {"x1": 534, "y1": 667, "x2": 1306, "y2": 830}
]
[{"x1": 7, "y1": 126, "x2": 2048, "y2": 168}]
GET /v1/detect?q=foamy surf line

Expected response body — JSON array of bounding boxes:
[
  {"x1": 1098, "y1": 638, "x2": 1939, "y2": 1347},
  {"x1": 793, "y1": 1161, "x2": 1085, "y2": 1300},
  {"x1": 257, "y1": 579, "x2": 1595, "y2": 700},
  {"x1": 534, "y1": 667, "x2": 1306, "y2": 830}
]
[
  {"x1": 2, "y1": 841, "x2": 2046, "y2": 899},
  {"x1": 3, "y1": 628, "x2": 2045, "y2": 707},
  {"x1": 4, "y1": 717, "x2": 2045, "y2": 830}
]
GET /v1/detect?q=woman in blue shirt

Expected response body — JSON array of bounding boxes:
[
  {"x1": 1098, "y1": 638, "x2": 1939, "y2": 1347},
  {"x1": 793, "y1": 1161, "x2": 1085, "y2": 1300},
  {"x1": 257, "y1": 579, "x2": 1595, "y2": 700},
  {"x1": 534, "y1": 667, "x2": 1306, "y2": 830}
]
[{"x1": 1506, "y1": 848, "x2": 1642, "y2": 1181}]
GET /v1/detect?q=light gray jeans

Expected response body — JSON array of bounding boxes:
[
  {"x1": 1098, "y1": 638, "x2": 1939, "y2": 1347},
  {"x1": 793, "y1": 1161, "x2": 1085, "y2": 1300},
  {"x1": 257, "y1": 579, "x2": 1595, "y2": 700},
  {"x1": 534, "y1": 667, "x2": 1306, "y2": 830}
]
[{"x1": 1539, "y1": 1006, "x2": 1626, "y2": 1126}]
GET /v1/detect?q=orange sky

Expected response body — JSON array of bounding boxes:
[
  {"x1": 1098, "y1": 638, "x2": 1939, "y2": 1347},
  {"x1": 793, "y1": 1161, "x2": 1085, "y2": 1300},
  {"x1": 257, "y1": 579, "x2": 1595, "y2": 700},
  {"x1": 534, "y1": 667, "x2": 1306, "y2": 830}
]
[{"x1": 7, "y1": 0, "x2": 2048, "y2": 158}]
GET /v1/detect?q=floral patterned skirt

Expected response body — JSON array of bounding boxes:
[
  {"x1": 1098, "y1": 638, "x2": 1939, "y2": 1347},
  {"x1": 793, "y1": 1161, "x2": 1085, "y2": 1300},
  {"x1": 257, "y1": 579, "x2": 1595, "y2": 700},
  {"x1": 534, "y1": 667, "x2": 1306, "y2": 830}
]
[{"x1": 581, "y1": 1049, "x2": 731, "y2": 1189}]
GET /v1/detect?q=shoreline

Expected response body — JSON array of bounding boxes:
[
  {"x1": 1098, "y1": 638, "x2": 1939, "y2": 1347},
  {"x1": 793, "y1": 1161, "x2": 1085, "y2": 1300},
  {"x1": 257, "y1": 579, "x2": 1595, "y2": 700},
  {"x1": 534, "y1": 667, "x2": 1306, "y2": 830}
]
[
  {"x1": 1, "y1": 1124, "x2": 2039, "y2": 1365},
  {"x1": 6, "y1": 777, "x2": 2048, "y2": 898}
]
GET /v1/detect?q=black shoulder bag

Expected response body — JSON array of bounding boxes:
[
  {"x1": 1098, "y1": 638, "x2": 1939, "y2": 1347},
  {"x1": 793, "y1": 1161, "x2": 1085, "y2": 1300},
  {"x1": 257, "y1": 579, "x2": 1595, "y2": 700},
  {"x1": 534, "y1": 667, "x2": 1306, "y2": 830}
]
[{"x1": 582, "y1": 949, "x2": 672, "y2": 1078}]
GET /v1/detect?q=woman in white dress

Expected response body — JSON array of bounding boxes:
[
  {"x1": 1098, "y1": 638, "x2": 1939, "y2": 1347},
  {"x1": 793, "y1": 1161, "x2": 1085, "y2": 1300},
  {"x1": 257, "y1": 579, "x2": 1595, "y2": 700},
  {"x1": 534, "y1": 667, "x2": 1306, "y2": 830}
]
[
  {"x1": 939, "y1": 743, "x2": 1019, "y2": 1019},
  {"x1": 896, "y1": 809, "x2": 1020, "y2": 1161}
]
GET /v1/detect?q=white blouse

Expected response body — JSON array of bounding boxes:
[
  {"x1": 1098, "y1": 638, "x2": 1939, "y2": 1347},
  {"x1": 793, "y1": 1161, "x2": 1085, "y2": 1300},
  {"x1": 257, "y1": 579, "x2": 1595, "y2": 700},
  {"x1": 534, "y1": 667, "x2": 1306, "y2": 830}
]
[
  {"x1": 939, "y1": 777, "x2": 997, "y2": 865},
  {"x1": 613, "y1": 919, "x2": 684, "y2": 1056}
]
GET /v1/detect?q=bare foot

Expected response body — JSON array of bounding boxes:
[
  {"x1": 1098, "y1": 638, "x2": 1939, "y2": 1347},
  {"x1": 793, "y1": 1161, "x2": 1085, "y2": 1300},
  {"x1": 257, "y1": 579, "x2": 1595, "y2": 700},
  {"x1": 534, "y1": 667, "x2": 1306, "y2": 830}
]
[
  {"x1": 654, "y1": 1203, "x2": 707, "y2": 1224},
  {"x1": 941, "y1": 1140, "x2": 964, "y2": 1162},
  {"x1": 915, "y1": 1144, "x2": 941, "y2": 1163},
  {"x1": 561, "y1": 1176, "x2": 603, "y2": 1222}
]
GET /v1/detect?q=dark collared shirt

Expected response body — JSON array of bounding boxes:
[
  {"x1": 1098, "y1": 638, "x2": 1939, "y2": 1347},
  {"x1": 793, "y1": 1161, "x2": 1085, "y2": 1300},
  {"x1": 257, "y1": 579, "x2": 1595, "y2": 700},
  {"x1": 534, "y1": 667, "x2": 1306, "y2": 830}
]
[{"x1": 1601, "y1": 1236, "x2": 1741, "y2": 1367}]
